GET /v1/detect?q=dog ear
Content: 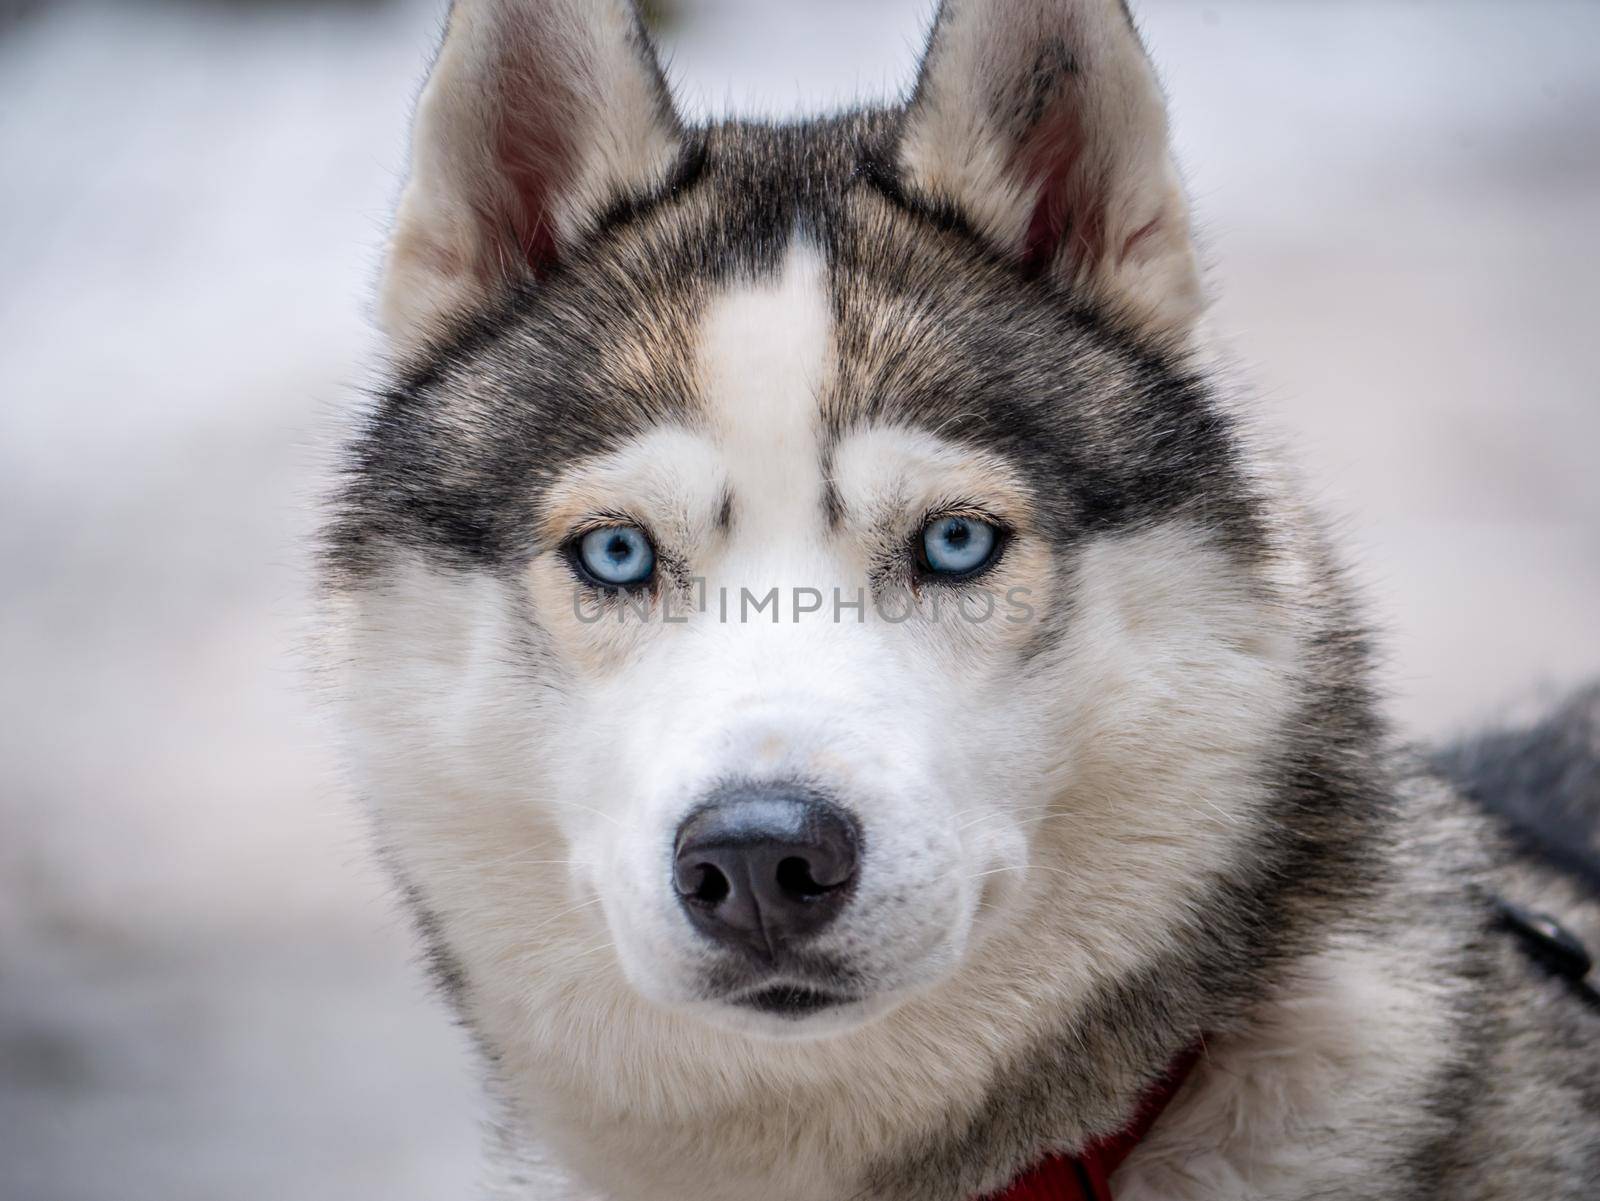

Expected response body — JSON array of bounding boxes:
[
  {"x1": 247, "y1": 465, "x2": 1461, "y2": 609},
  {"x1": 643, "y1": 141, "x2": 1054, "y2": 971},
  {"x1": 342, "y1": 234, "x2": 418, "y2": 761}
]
[
  {"x1": 380, "y1": 0, "x2": 682, "y2": 351},
  {"x1": 897, "y1": 0, "x2": 1202, "y2": 341}
]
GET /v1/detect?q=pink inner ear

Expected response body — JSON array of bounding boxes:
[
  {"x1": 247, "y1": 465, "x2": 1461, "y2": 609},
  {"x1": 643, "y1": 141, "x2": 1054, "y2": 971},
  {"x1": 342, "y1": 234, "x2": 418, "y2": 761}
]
[
  {"x1": 495, "y1": 122, "x2": 565, "y2": 278},
  {"x1": 1018, "y1": 104, "x2": 1097, "y2": 277},
  {"x1": 1018, "y1": 104, "x2": 1167, "y2": 281},
  {"x1": 1018, "y1": 101, "x2": 1163, "y2": 279},
  {"x1": 482, "y1": 49, "x2": 575, "y2": 280}
]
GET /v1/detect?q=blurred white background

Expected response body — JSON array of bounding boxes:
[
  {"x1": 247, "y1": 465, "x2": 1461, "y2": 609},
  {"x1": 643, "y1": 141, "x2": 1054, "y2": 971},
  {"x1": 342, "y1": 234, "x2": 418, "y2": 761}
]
[{"x1": 1, "y1": 1, "x2": 1596, "y2": 1197}]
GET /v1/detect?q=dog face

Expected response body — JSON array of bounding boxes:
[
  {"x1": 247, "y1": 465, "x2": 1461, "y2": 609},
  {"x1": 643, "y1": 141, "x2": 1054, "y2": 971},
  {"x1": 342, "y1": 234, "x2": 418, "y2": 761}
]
[
  {"x1": 327, "y1": 0, "x2": 1303, "y2": 1063},
  {"x1": 519, "y1": 247, "x2": 1046, "y2": 1030}
]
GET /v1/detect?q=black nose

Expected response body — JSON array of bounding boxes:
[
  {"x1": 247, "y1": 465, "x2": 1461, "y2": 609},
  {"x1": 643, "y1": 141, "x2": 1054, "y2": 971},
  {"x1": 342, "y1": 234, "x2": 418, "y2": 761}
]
[{"x1": 673, "y1": 786, "x2": 860, "y2": 960}]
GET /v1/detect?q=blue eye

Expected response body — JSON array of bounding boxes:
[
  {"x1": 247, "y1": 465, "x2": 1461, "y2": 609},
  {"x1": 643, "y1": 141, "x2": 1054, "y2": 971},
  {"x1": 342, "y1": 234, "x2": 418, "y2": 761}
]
[
  {"x1": 920, "y1": 514, "x2": 1000, "y2": 577},
  {"x1": 576, "y1": 525, "x2": 656, "y2": 587}
]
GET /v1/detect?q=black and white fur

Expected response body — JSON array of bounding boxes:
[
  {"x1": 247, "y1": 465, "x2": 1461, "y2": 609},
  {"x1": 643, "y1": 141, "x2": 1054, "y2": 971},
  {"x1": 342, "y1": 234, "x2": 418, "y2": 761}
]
[{"x1": 319, "y1": 1, "x2": 1600, "y2": 1197}]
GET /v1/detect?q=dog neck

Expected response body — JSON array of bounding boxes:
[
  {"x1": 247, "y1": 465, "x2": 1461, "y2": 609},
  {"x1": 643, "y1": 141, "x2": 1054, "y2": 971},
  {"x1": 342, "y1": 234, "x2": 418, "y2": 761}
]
[{"x1": 981, "y1": 1044, "x2": 1202, "y2": 1201}]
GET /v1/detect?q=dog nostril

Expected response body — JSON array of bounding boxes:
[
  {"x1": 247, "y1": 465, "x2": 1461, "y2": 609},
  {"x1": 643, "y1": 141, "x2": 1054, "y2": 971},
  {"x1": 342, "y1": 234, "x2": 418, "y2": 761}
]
[
  {"x1": 672, "y1": 787, "x2": 861, "y2": 957},
  {"x1": 686, "y1": 862, "x2": 730, "y2": 906},
  {"x1": 775, "y1": 855, "x2": 832, "y2": 899}
]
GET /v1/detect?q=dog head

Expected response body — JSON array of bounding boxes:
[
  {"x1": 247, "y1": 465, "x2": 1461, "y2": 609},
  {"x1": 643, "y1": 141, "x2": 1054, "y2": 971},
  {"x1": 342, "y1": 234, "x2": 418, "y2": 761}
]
[{"x1": 326, "y1": 0, "x2": 1321, "y2": 1068}]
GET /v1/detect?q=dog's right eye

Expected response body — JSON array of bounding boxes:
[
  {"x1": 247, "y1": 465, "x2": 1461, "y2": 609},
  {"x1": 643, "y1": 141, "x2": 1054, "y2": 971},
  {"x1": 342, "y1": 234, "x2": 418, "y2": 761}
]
[
  {"x1": 573, "y1": 525, "x2": 656, "y2": 587},
  {"x1": 918, "y1": 514, "x2": 1002, "y2": 579}
]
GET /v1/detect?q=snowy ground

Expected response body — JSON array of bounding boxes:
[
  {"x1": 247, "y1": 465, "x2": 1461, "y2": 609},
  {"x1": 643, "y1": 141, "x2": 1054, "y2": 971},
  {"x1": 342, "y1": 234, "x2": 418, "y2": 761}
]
[{"x1": 1, "y1": 1, "x2": 1597, "y2": 1197}]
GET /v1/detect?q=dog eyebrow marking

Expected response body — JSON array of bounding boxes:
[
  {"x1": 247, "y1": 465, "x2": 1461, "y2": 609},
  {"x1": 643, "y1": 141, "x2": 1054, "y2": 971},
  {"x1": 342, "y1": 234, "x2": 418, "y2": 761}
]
[
  {"x1": 819, "y1": 443, "x2": 846, "y2": 532},
  {"x1": 820, "y1": 477, "x2": 846, "y2": 532}
]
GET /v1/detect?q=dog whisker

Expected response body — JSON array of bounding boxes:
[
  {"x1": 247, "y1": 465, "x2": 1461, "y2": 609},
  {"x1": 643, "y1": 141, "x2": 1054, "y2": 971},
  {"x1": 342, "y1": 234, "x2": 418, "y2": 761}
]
[
  {"x1": 541, "y1": 938, "x2": 617, "y2": 977},
  {"x1": 518, "y1": 895, "x2": 606, "y2": 939}
]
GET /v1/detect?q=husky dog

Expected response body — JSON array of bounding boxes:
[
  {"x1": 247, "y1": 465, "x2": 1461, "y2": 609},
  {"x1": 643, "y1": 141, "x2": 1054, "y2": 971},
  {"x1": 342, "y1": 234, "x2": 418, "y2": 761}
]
[{"x1": 320, "y1": 1, "x2": 1600, "y2": 1197}]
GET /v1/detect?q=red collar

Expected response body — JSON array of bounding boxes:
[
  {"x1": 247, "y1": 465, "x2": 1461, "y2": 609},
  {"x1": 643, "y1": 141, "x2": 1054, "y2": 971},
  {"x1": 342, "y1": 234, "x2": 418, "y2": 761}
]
[{"x1": 983, "y1": 1045, "x2": 1201, "y2": 1201}]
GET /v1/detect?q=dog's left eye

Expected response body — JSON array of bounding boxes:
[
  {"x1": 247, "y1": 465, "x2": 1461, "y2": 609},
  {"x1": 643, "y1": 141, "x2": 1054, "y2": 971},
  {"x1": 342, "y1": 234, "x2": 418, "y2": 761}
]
[
  {"x1": 919, "y1": 515, "x2": 1001, "y2": 578},
  {"x1": 574, "y1": 524, "x2": 656, "y2": 587}
]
